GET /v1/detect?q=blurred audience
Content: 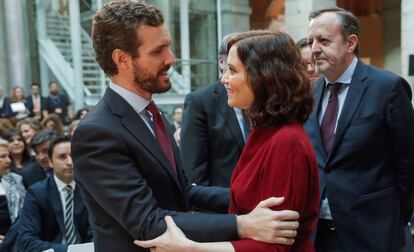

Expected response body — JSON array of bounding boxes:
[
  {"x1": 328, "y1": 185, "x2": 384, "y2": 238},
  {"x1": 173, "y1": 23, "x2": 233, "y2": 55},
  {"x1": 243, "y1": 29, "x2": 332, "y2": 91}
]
[
  {"x1": 0, "y1": 118, "x2": 14, "y2": 136},
  {"x1": 296, "y1": 38, "x2": 320, "y2": 83},
  {"x1": 16, "y1": 118, "x2": 42, "y2": 146},
  {"x1": 42, "y1": 113, "x2": 65, "y2": 137},
  {"x1": 4, "y1": 86, "x2": 29, "y2": 121},
  {"x1": 68, "y1": 120, "x2": 80, "y2": 137},
  {"x1": 1, "y1": 128, "x2": 33, "y2": 171},
  {"x1": 25, "y1": 83, "x2": 47, "y2": 121},
  {"x1": 74, "y1": 107, "x2": 89, "y2": 121},
  {"x1": 16, "y1": 136, "x2": 92, "y2": 252},
  {"x1": 169, "y1": 106, "x2": 182, "y2": 133},
  {"x1": 0, "y1": 87, "x2": 10, "y2": 118},
  {"x1": 18, "y1": 129, "x2": 57, "y2": 188},
  {"x1": 44, "y1": 81, "x2": 73, "y2": 125},
  {"x1": 0, "y1": 138, "x2": 26, "y2": 243}
]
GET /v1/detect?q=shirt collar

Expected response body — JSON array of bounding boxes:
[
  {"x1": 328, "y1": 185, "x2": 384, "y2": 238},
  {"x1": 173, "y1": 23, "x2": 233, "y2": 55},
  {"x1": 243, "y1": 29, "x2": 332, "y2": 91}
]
[
  {"x1": 54, "y1": 175, "x2": 76, "y2": 192},
  {"x1": 324, "y1": 56, "x2": 358, "y2": 86},
  {"x1": 109, "y1": 81, "x2": 150, "y2": 114}
]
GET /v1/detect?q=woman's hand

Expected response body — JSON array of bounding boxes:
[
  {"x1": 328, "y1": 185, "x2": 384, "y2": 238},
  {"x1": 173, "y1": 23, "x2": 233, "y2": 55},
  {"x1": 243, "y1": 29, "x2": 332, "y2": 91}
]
[{"x1": 134, "y1": 216, "x2": 194, "y2": 252}]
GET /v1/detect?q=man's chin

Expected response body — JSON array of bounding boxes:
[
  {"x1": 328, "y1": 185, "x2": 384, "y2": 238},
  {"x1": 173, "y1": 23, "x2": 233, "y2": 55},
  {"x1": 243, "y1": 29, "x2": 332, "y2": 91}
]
[{"x1": 154, "y1": 80, "x2": 172, "y2": 94}]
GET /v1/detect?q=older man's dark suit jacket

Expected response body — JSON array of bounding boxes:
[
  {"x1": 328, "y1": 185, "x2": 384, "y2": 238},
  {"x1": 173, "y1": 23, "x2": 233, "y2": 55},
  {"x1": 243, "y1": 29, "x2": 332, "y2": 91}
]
[
  {"x1": 304, "y1": 60, "x2": 414, "y2": 252},
  {"x1": 180, "y1": 82, "x2": 245, "y2": 187},
  {"x1": 72, "y1": 88, "x2": 238, "y2": 252},
  {"x1": 16, "y1": 176, "x2": 92, "y2": 252}
]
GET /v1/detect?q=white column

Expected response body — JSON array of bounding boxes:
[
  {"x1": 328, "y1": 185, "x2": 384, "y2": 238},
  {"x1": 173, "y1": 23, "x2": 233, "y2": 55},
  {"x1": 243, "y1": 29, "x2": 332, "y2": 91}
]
[
  {"x1": 69, "y1": 0, "x2": 84, "y2": 110},
  {"x1": 401, "y1": 0, "x2": 414, "y2": 99},
  {"x1": 4, "y1": 0, "x2": 29, "y2": 88},
  {"x1": 36, "y1": 0, "x2": 50, "y2": 97},
  {"x1": 180, "y1": 0, "x2": 191, "y2": 93},
  {"x1": 285, "y1": 0, "x2": 336, "y2": 41}
]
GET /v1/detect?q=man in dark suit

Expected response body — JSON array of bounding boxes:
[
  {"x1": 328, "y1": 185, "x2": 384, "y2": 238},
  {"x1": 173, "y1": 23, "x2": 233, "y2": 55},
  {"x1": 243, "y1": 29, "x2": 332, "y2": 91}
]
[
  {"x1": 305, "y1": 8, "x2": 414, "y2": 252},
  {"x1": 17, "y1": 136, "x2": 92, "y2": 252},
  {"x1": 0, "y1": 87, "x2": 10, "y2": 118},
  {"x1": 25, "y1": 83, "x2": 46, "y2": 120},
  {"x1": 18, "y1": 129, "x2": 56, "y2": 188},
  {"x1": 180, "y1": 33, "x2": 247, "y2": 187},
  {"x1": 44, "y1": 81, "x2": 73, "y2": 125},
  {"x1": 72, "y1": 2, "x2": 299, "y2": 252}
]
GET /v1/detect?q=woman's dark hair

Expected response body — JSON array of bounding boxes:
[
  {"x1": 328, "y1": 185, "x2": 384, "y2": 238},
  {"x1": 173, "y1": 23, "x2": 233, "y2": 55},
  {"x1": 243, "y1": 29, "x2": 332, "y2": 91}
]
[
  {"x1": 227, "y1": 30, "x2": 314, "y2": 128},
  {"x1": 1, "y1": 128, "x2": 31, "y2": 164},
  {"x1": 92, "y1": 1, "x2": 164, "y2": 76}
]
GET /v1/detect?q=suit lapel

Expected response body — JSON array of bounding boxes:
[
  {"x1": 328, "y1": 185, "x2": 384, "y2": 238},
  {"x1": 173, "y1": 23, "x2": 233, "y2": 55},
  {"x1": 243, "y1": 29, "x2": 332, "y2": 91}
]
[
  {"x1": 104, "y1": 89, "x2": 182, "y2": 191},
  {"x1": 327, "y1": 61, "x2": 368, "y2": 163},
  {"x1": 48, "y1": 177, "x2": 65, "y2": 235},
  {"x1": 214, "y1": 83, "x2": 245, "y2": 150}
]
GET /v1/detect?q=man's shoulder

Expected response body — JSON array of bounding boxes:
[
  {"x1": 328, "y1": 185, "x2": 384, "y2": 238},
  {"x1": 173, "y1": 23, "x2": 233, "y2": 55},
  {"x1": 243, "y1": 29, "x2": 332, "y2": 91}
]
[
  {"x1": 27, "y1": 177, "x2": 49, "y2": 195},
  {"x1": 187, "y1": 81, "x2": 221, "y2": 99},
  {"x1": 358, "y1": 61, "x2": 401, "y2": 84},
  {"x1": 21, "y1": 162, "x2": 42, "y2": 172}
]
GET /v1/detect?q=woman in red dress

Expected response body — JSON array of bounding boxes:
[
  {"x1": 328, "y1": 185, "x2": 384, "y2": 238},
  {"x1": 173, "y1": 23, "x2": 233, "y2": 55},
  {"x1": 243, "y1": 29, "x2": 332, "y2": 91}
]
[{"x1": 136, "y1": 30, "x2": 319, "y2": 252}]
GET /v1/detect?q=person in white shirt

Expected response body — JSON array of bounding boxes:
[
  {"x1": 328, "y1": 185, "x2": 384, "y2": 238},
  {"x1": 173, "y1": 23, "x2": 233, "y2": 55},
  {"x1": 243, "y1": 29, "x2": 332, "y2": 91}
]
[{"x1": 16, "y1": 136, "x2": 92, "y2": 252}]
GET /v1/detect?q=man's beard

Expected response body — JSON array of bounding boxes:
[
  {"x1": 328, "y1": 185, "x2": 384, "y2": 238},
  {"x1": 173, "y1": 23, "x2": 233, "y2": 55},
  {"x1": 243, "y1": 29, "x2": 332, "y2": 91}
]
[{"x1": 132, "y1": 61, "x2": 172, "y2": 94}]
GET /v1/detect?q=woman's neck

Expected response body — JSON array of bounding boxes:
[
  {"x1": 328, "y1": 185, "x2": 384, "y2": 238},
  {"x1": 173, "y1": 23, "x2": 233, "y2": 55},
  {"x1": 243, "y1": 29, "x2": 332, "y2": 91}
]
[{"x1": 11, "y1": 153, "x2": 23, "y2": 169}]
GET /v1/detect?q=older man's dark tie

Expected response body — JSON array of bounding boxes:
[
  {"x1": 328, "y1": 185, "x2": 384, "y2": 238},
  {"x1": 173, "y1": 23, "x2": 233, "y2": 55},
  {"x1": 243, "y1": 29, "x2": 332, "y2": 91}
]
[
  {"x1": 146, "y1": 101, "x2": 177, "y2": 174},
  {"x1": 320, "y1": 83, "x2": 342, "y2": 153}
]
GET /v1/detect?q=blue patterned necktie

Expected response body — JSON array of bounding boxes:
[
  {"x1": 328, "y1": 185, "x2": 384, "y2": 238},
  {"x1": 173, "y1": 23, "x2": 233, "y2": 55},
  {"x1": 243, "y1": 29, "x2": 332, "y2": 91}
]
[{"x1": 64, "y1": 185, "x2": 77, "y2": 245}]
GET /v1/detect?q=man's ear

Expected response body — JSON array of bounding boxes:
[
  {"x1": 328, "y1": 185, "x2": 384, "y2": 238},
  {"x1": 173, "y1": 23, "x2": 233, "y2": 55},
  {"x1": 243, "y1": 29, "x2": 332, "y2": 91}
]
[
  {"x1": 347, "y1": 34, "x2": 358, "y2": 53},
  {"x1": 112, "y1": 49, "x2": 131, "y2": 71}
]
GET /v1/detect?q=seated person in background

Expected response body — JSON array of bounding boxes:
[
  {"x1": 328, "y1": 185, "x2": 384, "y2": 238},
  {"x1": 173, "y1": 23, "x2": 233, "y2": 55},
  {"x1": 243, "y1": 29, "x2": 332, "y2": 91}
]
[
  {"x1": 16, "y1": 136, "x2": 92, "y2": 252},
  {"x1": 0, "y1": 138, "x2": 26, "y2": 244},
  {"x1": 41, "y1": 114, "x2": 65, "y2": 137},
  {"x1": 18, "y1": 129, "x2": 57, "y2": 188},
  {"x1": 1, "y1": 128, "x2": 34, "y2": 171},
  {"x1": 136, "y1": 30, "x2": 320, "y2": 252},
  {"x1": 17, "y1": 118, "x2": 43, "y2": 156},
  {"x1": 3, "y1": 86, "x2": 30, "y2": 121},
  {"x1": 44, "y1": 81, "x2": 73, "y2": 125}
]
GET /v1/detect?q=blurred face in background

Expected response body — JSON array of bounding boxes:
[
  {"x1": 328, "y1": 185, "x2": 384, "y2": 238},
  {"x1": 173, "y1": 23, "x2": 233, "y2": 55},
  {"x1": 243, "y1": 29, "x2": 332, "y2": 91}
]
[
  {"x1": 0, "y1": 146, "x2": 11, "y2": 173},
  {"x1": 172, "y1": 107, "x2": 183, "y2": 124},
  {"x1": 20, "y1": 123, "x2": 37, "y2": 145},
  {"x1": 13, "y1": 87, "x2": 24, "y2": 101},
  {"x1": 8, "y1": 135, "x2": 25, "y2": 156},
  {"x1": 34, "y1": 140, "x2": 51, "y2": 168},
  {"x1": 300, "y1": 46, "x2": 320, "y2": 82},
  {"x1": 45, "y1": 120, "x2": 56, "y2": 130},
  {"x1": 49, "y1": 83, "x2": 59, "y2": 96},
  {"x1": 31, "y1": 85, "x2": 40, "y2": 96}
]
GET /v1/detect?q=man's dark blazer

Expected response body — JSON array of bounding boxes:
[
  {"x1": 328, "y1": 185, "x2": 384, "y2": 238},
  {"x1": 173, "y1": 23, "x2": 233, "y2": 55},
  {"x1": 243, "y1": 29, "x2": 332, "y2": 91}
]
[
  {"x1": 16, "y1": 176, "x2": 92, "y2": 252},
  {"x1": 25, "y1": 95, "x2": 46, "y2": 119},
  {"x1": 16, "y1": 162, "x2": 48, "y2": 188},
  {"x1": 304, "y1": 60, "x2": 414, "y2": 252},
  {"x1": 0, "y1": 96, "x2": 10, "y2": 117},
  {"x1": 72, "y1": 88, "x2": 238, "y2": 252},
  {"x1": 180, "y1": 82, "x2": 245, "y2": 187}
]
